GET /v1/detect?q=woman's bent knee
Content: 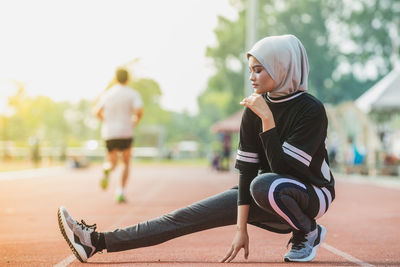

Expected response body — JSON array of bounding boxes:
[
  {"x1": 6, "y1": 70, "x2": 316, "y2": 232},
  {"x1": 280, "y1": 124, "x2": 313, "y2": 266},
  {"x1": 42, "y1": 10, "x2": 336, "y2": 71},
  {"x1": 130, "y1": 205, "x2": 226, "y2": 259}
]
[{"x1": 250, "y1": 173, "x2": 280, "y2": 203}]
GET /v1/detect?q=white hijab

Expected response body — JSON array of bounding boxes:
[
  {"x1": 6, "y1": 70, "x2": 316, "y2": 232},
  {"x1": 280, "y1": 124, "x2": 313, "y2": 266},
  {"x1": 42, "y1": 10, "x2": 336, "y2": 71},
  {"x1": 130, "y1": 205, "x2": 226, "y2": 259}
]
[{"x1": 247, "y1": 34, "x2": 309, "y2": 98}]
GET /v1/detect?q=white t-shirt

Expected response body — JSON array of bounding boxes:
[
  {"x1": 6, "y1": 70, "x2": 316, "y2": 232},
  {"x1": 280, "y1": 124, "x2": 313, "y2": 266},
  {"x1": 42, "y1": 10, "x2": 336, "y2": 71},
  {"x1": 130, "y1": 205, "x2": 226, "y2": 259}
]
[{"x1": 97, "y1": 84, "x2": 143, "y2": 140}]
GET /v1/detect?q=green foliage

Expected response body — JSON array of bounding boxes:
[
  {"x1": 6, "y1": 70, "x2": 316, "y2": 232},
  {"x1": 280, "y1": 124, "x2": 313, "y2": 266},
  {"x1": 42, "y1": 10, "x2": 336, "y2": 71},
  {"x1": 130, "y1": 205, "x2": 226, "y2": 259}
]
[
  {"x1": 3, "y1": 77, "x2": 172, "y2": 148},
  {"x1": 190, "y1": 0, "x2": 400, "y2": 153},
  {"x1": 6, "y1": 90, "x2": 70, "y2": 146},
  {"x1": 198, "y1": 0, "x2": 398, "y2": 124},
  {"x1": 131, "y1": 78, "x2": 170, "y2": 126},
  {"x1": 4, "y1": 1, "x2": 398, "y2": 153},
  {"x1": 339, "y1": 0, "x2": 400, "y2": 72}
]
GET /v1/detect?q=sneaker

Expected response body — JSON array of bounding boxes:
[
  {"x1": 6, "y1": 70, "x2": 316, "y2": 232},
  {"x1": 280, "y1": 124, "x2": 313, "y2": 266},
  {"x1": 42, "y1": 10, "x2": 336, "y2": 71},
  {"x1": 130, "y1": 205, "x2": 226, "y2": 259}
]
[
  {"x1": 284, "y1": 225, "x2": 326, "y2": 262},
  {"x1": 116, "y1": 194, "x2": 126, "y2": 203},
  {"x1": 57, "y1": 206, "x2": 101, "y2": 262},
  {"x1": 100, "y1": 168, "x2": 109, "y2": 190}
]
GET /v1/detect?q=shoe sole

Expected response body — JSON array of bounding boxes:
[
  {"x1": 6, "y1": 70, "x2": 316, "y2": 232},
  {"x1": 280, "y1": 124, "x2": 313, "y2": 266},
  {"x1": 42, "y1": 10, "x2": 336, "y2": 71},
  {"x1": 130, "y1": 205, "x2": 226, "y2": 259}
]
[
  {"x1": 57, "y1": 207, "x2": 87, "y2": 263},
  {"x1": 284, "y1": 225, "x2": 326, "y2": 262},
  {"x1": 100, "y1": 178, "x2": 108, "y2": 190},
  {"x1": 116, "y1": 196, "x2": 127, "y2": 203},
  {"x1": 100, "y1": 168, "x2": 110, "y2": 190}
]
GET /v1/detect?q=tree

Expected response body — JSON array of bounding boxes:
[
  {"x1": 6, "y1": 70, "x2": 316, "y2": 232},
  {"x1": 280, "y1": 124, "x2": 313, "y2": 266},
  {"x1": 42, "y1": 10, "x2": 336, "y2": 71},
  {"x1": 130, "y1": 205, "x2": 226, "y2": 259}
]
[
  {"x1": 131, "y1": 78, "x2": 170, "y2": 126},
  {"x1": 7, "y1": 87, "x2": 73, "y2": 146},
  {"x1": 330, "y1": 0, "x2": 400, "y2": 99},
  {"x1": 194, "y1": 0, "x2": 400, "y2": 148},
  {"x1": 199, "y1": 0, "x2": 398, "y2": 120}
]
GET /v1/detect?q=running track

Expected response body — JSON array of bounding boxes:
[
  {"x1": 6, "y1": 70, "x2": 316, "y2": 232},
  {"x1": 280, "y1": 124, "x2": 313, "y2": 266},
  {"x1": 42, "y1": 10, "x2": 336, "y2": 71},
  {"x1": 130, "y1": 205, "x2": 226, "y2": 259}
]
[{"x1": 0, "y1": 164, "x2": 399, "y2": 266}]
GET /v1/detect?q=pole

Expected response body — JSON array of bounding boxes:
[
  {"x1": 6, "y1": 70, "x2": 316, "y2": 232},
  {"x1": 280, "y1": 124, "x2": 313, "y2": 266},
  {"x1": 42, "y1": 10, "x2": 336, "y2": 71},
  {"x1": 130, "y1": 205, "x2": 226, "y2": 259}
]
[
  {"x1": 244, "y1": 0, "x2": 258, "y2": 96},
  {"x1": 390, "y1": 18, "x2": 399, "y2": 69}
]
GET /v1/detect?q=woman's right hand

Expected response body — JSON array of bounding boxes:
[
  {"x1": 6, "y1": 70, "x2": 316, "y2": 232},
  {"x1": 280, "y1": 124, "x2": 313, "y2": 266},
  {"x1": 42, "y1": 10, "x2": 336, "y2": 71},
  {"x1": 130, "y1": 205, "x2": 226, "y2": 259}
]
[
  {"x1": 220, "y1": 228, "x2": 249, "y2": 263},
  {"x1": 240, "y1": 93, "x2": 275, "y2": 131}
]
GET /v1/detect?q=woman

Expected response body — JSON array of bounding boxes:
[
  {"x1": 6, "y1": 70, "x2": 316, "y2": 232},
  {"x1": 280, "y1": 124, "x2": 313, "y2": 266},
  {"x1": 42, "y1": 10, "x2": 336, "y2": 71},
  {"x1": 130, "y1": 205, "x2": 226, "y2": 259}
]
[
  {"x1": 222, "y1": 34, "x2": 334, "y2": 263},
  {"x1": 58, "y1": 34, "x2": 334, "y2": 263}
]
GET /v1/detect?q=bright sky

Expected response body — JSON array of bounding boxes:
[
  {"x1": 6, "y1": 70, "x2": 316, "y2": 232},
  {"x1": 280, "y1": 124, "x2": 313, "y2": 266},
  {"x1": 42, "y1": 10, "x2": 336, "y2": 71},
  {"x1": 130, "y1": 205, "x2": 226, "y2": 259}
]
[{"x1": 0, "y1": 0, "x2": 237, "y2": 114}]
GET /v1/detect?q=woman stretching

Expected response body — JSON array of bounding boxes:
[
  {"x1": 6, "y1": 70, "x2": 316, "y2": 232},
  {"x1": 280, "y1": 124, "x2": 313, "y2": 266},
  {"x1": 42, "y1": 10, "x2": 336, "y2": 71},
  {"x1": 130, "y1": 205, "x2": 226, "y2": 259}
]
[{"x1": 58, "y1": 34, "x2": 334, "y2": 263}]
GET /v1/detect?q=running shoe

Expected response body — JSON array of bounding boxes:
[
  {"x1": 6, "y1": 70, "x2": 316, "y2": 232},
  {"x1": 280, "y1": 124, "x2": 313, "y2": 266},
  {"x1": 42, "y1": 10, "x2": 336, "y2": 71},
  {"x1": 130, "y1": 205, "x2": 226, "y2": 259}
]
[
  {"x1": 57, "y1": 206, "x2": 101, "y2": 262},
  {"x1": 116, "y1": 194, "x2": 126, "y2": 203},
  {"x1": 100, "y1": 168, "x2": 109, "y2": 190},
  {"x1": 284, "y1": 225, "x2": 326, "y2": 262}
]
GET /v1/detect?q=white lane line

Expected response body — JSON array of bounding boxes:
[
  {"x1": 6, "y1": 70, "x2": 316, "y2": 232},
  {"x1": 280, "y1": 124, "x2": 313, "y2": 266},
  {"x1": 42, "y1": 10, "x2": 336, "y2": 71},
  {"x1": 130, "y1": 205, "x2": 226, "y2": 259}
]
[
  {"x1": 53, "y1": 255, "x2": 75, "y2": 267},
  {"x1": 0, "y1": 167, "x2": 65, "y2": 181},
  {"x1": 322, "y1": 243, "x2": 375, "y2": 267},
  {"x1": 337, "y1": 174, "x2": 400, "y2": 190},
  {"x1": 54, "y1": 178, "x2": 167, "y2": 267}
]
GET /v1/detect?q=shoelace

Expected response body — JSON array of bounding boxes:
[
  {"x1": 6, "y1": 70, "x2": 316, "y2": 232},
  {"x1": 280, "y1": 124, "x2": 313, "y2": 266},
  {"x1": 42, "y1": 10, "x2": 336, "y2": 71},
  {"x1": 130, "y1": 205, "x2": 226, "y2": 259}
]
[
  {"x1": 75, "y1": 220, "x2": 103, "y2": 255},
  {"x1": 77, "y1": 220, "x2": 97, "y2": 231},
  {"x1": 287, "y1": 232, "x2": 307, "y2": 250}
]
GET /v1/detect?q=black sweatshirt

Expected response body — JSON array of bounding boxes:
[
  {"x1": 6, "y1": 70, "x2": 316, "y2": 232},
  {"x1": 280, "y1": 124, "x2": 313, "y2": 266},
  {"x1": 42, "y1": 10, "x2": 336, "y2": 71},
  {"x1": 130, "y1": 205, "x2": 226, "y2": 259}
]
[{"x1": 235, "y1": 92, "x2": 335, "y2": 205}]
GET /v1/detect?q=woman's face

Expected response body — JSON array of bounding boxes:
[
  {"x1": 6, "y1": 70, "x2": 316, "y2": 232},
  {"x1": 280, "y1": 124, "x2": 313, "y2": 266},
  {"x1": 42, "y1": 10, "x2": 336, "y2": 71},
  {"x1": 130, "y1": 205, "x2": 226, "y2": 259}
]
[{"x1": 248, "y1": 56, "x2": 274, "y2": 94}]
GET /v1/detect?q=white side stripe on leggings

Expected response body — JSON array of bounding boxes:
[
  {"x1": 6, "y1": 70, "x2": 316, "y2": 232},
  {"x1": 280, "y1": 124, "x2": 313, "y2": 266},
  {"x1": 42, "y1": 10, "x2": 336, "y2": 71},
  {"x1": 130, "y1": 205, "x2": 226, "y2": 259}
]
[
  {"x1": 268, "y1": 178, "x2": 306, "y2": 231},
  {"x1": 313, "y1": 185, "x2": 332, "y2": 219},
  {"x1": 321, "y1": 187, "x2": 332, "y2": 208}
]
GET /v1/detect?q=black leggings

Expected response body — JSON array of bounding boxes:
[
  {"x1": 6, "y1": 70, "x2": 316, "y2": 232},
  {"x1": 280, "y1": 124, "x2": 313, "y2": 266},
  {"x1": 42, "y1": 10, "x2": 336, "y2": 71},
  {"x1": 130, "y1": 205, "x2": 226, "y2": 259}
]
[{"x1": 104, "y1": 173, "x2": 332, "y2": 252}]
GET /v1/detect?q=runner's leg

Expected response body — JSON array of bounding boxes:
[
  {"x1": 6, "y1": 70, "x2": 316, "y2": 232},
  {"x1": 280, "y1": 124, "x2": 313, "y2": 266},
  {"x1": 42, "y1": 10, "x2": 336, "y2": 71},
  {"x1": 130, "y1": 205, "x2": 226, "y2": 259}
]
[{"x1": 121, "y1": 148, "x2": 131, "y2": 189}]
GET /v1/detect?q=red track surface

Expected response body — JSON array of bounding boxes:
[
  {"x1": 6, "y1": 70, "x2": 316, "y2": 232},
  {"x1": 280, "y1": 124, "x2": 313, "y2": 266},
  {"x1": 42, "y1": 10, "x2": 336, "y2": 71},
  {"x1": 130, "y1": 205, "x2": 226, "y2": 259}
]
[{"x1": 0, "y1": 164, "x2": 399, "y2": 266}]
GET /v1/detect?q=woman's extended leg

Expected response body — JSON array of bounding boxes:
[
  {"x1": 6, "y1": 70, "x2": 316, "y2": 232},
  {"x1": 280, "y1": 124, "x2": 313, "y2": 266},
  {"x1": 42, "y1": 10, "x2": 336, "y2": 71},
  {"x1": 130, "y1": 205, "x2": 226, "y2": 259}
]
[
  {"x1": 58, "y1": 186, "x2": 290, "y2": 262},
  {"x1": 105, "y1": 187, "x2": 289, "y2": 252}
]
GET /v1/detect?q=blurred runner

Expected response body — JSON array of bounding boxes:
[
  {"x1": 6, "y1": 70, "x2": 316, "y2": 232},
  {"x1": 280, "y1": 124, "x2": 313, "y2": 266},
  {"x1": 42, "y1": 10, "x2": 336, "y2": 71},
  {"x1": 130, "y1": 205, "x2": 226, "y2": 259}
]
[{"x1": 95, "y1": 67, "x2": 143, "y2": 203}]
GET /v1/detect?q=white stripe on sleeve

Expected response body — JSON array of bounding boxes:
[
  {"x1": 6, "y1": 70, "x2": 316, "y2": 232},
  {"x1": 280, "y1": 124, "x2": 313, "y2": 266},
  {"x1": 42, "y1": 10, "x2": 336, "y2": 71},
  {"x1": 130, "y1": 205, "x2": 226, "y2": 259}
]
[
  {"x1": 236, "y1": 155, "x2": 259, "y2": 163},
  {"x1": 237, "y1": 150, "x2": 258, "y2": 158},
  {"x1": 283, "y1": 147, "x2": 310, "y2": 166},
  {"x1": 282, "y1": 142, "x2": 312, "y2": 161}
]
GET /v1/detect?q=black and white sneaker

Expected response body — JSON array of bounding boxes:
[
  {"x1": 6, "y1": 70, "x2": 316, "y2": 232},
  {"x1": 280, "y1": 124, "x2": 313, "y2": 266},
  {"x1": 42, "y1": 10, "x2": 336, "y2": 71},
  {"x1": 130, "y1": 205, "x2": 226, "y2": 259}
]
[
  {"x1": 57, "y1": 206, "x2": 101, "y2": 262},
  {"x1": 284, "y1": 225, "x2": 326, "y2": 262}
]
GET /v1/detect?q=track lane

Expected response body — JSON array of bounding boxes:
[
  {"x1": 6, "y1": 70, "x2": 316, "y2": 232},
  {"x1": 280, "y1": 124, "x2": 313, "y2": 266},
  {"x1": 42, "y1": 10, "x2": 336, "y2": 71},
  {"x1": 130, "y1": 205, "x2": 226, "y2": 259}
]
[{"x1": 0, "y1": 164, "x2": 398, "y2": 266}]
